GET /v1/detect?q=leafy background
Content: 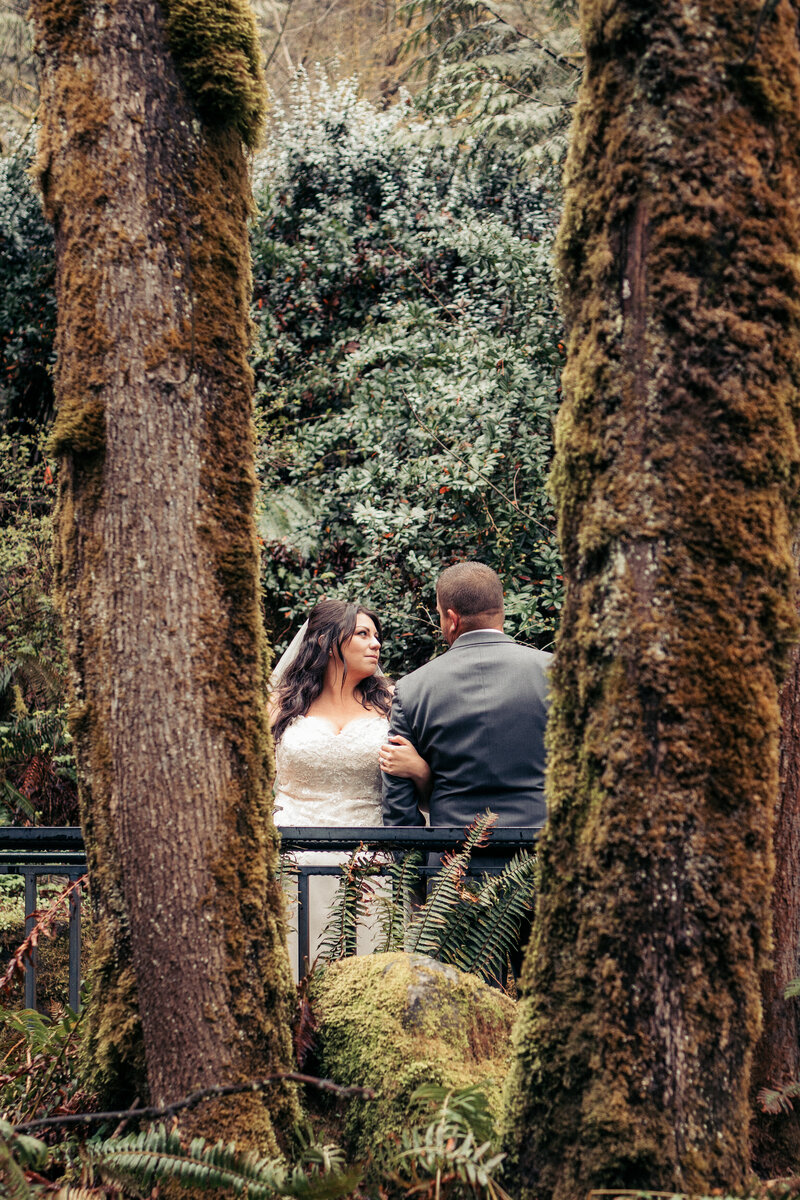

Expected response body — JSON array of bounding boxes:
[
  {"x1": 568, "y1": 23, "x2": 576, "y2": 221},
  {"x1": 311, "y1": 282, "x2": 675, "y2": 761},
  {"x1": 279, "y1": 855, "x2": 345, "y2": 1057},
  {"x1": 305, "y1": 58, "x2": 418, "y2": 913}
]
[{"x1": 253, "y1": 74, "x2": 563, "y2": 674}]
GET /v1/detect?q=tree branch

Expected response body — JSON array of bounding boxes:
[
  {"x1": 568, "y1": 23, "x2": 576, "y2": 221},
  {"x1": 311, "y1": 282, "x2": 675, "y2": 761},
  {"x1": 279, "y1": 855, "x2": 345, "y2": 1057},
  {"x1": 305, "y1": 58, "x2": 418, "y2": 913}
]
[{"x1": 13, "y1": 1073, "x2": 376, "y2": 1133}]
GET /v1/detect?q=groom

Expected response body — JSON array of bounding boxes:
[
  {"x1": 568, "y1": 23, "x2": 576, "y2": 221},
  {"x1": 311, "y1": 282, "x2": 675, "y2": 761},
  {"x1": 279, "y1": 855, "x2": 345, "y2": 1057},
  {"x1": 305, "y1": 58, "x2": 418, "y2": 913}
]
[{"x1": 381, "y1": 561, "x2": 551, "y2": 840}]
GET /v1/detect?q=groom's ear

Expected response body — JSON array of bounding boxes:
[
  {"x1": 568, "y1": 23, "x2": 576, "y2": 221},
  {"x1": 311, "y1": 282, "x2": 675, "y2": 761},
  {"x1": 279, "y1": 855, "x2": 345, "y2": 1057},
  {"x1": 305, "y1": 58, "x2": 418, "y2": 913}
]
[{"x1": 446, "y1": 608, "x2": 461, "y2": 639}]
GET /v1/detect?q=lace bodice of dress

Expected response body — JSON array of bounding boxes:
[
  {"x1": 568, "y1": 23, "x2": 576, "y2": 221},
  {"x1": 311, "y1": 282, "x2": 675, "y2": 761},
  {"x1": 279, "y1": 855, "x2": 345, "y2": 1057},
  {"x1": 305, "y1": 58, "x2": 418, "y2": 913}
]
[{"x1": 274, "y1": 714, "x2": 387, "y2": 827}]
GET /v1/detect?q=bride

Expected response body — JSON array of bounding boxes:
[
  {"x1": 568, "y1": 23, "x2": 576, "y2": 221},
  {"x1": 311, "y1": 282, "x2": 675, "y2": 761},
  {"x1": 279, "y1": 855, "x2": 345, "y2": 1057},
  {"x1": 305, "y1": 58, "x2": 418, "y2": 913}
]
[{"x1": 269, "y1": 598, "x2": 430, "y2": 972}]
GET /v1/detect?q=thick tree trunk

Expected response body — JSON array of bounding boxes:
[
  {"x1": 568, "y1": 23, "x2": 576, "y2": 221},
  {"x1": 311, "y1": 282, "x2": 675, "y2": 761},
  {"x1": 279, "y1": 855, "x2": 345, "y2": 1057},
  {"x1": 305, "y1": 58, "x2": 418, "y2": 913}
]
[
  {"x1": 30, "y1": 0, "x2": 299, "y2": 1148},
  {"x1": 751, "y1": 567, "x2": 800, "y2": 1174},
  {"x1": 502, "y1": 3, "x2": 800, "y2": 1197}
]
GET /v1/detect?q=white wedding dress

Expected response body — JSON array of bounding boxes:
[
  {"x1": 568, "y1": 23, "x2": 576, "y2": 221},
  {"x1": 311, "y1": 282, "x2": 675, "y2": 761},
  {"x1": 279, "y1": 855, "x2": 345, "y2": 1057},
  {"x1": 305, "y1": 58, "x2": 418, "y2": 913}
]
[
  {"x1": 274, "y1": 714, "x2": 387, "y2": 828},
  {"x1": 274, "y1": 714, "x2": 388, "y2": 977}
]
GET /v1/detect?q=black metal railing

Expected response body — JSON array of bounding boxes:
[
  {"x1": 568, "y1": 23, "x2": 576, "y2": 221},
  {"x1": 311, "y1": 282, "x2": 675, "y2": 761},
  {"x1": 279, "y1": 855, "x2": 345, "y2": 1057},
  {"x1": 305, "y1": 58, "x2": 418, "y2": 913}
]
[{"x1": 0, "y1": 825, "x2": 539, "y2": 1009}]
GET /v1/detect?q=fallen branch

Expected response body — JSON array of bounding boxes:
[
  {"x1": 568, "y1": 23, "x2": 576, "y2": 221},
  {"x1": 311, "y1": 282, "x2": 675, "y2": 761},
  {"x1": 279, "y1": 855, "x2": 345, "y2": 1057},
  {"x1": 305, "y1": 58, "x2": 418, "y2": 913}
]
[{"x1": 13, "y1": 1073, "x2": 376, "y2": 1132}]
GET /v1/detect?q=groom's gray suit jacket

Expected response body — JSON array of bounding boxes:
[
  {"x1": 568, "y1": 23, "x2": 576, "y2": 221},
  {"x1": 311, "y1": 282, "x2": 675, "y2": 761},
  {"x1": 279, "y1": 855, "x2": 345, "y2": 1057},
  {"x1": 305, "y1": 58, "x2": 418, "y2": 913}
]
[{"x1": 382, "y1": 629, "x2": 551, "y2": 830}]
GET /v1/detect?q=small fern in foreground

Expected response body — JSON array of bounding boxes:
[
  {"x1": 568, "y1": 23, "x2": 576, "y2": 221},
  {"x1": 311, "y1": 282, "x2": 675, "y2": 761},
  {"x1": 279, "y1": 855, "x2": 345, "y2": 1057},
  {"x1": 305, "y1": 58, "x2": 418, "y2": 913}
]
[
  {"x1": 376, "y1": 1084, "x2": 512, "y2": 1200},
  {"x1": 88, "y1": 1124, "x2": 361, "y2": 1198}
]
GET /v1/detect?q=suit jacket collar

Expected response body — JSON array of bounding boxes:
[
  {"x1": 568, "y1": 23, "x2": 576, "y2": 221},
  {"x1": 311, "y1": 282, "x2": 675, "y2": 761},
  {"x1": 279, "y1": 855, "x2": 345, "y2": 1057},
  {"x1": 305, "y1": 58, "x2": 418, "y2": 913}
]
[{"x1": 449, "y1": 629, "x2": 514, "y2": 650}]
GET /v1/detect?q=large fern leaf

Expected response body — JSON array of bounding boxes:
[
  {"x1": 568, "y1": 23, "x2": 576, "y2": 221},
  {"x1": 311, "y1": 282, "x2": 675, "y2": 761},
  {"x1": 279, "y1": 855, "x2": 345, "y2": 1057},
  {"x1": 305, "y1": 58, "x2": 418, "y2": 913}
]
[
  {"x1": 454, "y1": 851, "x2": 537, "y2": 981},
  {"x1": 405, "y1": 812, "x2": 496, "y2": 957}
]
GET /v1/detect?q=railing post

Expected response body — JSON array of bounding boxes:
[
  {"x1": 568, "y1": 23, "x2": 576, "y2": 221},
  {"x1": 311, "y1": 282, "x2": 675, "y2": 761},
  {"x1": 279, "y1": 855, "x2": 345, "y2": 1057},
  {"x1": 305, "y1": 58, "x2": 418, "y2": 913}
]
[
  {"x1": 23, "y1": 870, "x2": 37, "y2": 1011},
  {"x1": 69, "y1": 879, "x2": 82, "y2": 1011},
  {"x1": 297, "y1": 869, "x2": 310, "y2": 978}
]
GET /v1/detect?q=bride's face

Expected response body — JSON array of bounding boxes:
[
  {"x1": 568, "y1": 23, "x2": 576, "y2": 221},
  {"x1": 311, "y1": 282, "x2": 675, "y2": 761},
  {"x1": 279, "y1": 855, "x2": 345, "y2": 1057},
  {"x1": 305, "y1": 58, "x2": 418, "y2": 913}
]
[{"x1": 339, "y1": 614, "x2": 382, "y2": 681}]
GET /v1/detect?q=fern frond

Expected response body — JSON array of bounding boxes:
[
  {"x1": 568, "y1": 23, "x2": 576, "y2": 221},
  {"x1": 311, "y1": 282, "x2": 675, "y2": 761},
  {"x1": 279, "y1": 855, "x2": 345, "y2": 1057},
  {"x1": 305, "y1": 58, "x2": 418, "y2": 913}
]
[
  {"x1": 375, "y1": 1083, "x2": 512, "y2": 1200},
  {"x1": 454, "y1": 851, "x2": 536, "y2": 981},
  {"x1": 0, "y1": 1139, "x2": 34, "y2": 1200},
  {"x1": 427, "y1": 885, "x2": 482, "y2": 965},
  {"x1": 399, "y1": 0, "x2": 581, "y2": 171},
  {"x1": 757, "y1": 1080, "x2": 800, "y2": 1115},
  {"x1": 374, "y1": 850, "x2": 422, "y2": 953},
  {"x1": 405, "y1": 851, "x2": 468, "y2": 956},
  {"x1": 315, "y1": 849, "x2": 382, "y2": 964},
  {"x1": 0, "y1": 1120, "x2": 46, "y2": 1200},
  {"x1": 405, "y1": 812, "x2": 496, "y2": 957},
  {"x1": 91, "y1": 1124, "x2": 361, "y2": 1198},
  {"x1": 1, "y1": 777, "x2": 37, "y2": 822},
  {"x1": 411, "y1": 1082, "x2": 496, "y2": 1145}
]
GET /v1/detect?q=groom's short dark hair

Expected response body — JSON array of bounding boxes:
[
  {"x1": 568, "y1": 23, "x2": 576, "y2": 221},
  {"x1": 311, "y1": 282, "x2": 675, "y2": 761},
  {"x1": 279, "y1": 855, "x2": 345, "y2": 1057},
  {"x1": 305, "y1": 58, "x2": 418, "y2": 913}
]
[{"x1": 437, "y1": 562, "x2": 504, "y2": 617}]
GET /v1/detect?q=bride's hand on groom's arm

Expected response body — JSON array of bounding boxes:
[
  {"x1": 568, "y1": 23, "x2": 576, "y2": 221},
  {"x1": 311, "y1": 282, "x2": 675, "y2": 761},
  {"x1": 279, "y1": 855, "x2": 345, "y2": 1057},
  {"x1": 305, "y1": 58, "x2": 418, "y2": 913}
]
[{"x1": 379, "y1": 735, "x2": 433, "y2": 801}]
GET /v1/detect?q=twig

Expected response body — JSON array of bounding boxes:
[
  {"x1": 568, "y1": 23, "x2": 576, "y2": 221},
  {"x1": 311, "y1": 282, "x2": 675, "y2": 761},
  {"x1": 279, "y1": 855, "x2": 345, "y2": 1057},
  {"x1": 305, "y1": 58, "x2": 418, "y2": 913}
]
[
  {"x1": 13, "y1": 1072, "x2": 376, "y2": 1133},
  {"x1": 5, "y1": 98, "x2": 35, "y2": 119},
  {"x1": 477, "y1": 1, "x2": 582, "y2": 74},
  {"x1": 263, "y1": 0, "x2": 297, "y2": 74}
]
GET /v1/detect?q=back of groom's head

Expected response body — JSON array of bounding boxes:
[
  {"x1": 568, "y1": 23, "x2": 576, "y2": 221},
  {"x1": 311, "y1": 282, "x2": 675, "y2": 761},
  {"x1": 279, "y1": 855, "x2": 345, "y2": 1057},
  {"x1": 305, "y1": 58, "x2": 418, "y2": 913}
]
[{"x1": 437, "y1": 562, "x2": 504, "y2": 631}]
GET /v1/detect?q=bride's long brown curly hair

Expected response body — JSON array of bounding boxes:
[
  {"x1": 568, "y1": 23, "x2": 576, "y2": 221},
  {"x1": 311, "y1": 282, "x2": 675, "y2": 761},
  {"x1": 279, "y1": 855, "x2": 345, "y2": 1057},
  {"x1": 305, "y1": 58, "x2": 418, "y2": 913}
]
[{"x1": 270, "y1": 599, "x2": 393, "y2": 743}]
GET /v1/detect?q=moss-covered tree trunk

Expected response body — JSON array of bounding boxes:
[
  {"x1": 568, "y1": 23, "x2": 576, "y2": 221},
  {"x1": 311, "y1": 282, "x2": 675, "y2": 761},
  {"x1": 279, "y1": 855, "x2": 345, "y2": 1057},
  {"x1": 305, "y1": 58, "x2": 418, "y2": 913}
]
[
  {"x1": 502, "y1": 3, "x2": 800, "y2": 1197},
  {"x1": 751, "y1": 543, "x2": 800, "y2": 1173},
  {"x1": 29, "y1": 0, "x2": 299, "y2": 1149}
]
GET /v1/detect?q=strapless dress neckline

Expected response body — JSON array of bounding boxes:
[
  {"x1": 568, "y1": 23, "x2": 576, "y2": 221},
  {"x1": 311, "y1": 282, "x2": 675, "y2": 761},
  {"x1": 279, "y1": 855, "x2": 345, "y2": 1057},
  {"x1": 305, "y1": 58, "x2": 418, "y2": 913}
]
[
  {"x1": 273, "y1": 712, "x2": 388, "y2": 828},
  {"x1": 300, "y1": 713, "x2": 386, "y2": 736}
]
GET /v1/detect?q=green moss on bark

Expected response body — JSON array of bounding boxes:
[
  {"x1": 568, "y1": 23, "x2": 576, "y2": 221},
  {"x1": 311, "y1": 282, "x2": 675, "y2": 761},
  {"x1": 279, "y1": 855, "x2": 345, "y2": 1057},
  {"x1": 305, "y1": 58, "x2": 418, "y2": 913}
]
[
  {"x1": 501, "y1": 3, "x2": 800, "y2": 1198},
  {"x1": 161, "y1": 0, "x2": 265, "y2": 149}
]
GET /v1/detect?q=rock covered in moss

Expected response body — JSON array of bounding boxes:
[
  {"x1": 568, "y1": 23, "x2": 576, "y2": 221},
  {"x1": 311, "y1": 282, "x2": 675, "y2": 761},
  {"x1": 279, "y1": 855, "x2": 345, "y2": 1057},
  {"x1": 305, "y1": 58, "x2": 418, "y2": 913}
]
[{"x1": 309, "y1": 952, "x2": 515, "y2": 1157}]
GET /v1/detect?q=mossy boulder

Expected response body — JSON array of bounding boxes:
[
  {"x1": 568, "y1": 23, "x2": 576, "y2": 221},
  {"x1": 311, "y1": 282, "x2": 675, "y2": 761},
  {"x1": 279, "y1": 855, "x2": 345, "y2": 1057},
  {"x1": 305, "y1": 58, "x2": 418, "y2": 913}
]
[{"x1": 308, "y1": 952, "x2": 516, "y2": 1157}]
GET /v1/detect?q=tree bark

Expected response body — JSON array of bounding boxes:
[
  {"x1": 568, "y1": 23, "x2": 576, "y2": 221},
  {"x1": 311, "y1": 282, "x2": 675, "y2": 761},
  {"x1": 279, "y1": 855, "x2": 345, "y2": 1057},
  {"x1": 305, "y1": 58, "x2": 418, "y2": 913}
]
[
  {"x1": 751, "y1": 546, "x2": 800, "y2": 1173},
  {"x1": 501, "y1": 3, "x2": 800, "y2": 1197},
  {"x1": 29, "y1": 0, "x2": 299, "y2": 1148}
]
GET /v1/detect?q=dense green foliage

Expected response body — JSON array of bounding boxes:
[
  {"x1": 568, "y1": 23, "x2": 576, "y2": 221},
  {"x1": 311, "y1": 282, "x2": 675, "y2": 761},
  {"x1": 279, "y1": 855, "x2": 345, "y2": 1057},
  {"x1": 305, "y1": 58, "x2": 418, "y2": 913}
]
[
  {"x1": 0, "y1": 428, "x2": 75, "y2": 822},
  {"x1": 0, "y1": 135, "x2": 55, "y2": 431},
  {"x1": 0, "y1": 135, "x2": 71, "y2": 822},
  {"x1": 252, "y1": 75, "x2": 563, "y2": 672}
]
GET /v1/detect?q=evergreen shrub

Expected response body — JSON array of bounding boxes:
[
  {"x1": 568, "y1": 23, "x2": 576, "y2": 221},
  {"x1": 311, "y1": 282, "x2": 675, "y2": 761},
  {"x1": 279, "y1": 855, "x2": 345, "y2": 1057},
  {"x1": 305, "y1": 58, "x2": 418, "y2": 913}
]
[
  {"x1": 252, "y1": 74, "x2": 564, "y2": 673},
  {"x1": 0, "y1": 132, "x2": 56, "y2": 431}
]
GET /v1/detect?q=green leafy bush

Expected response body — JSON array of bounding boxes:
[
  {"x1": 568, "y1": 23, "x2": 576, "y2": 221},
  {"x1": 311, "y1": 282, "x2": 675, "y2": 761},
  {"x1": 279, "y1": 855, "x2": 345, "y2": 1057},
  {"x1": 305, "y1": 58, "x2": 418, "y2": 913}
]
[
  {"x1": 252, "y1": 74, "x2": 564, "y2": 672},
  {"x1": 0, "y1": 79, "x2": 565, "y2": 740},
  {"x1": 0, "y1": 133, "x2": 56, "y2": 432},
  {"x1": 0, "y1": 425, "x2": 74, "y2": 825}
]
